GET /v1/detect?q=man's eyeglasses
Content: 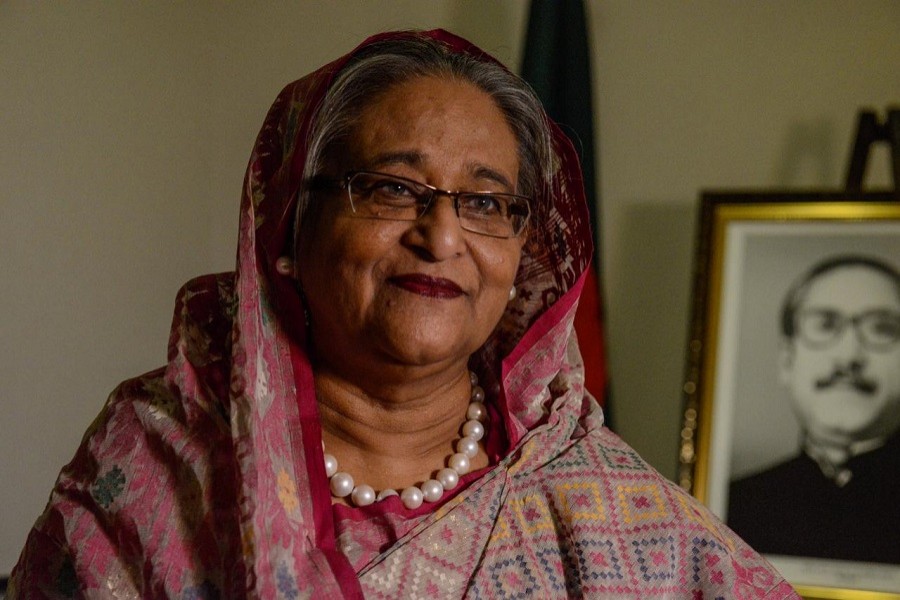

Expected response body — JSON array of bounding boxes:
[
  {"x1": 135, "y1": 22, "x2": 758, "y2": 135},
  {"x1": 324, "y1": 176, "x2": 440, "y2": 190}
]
[
  {"x1": 314, "y1": 171, "x2": 531, "y2": 239},
  {"x1": 796, "y1": 308, "x2": 900, "y2": 352}
]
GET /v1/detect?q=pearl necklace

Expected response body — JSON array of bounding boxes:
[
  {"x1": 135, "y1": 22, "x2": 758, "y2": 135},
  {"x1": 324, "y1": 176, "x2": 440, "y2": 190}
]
[{"x1": 324, "y1": 371, "x2": 488, "y2": 509}]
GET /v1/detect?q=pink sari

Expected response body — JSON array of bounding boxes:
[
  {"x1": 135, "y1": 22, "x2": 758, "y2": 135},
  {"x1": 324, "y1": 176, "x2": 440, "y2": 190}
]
[{"x1": 10, "y1": 30, "x2": 797, "y2": 599}]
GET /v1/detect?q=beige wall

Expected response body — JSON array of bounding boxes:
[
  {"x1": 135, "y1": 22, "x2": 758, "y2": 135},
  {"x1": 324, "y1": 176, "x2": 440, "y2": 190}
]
[{"x1": 1, "y1": 1, "x2": 898, "y2": 572}]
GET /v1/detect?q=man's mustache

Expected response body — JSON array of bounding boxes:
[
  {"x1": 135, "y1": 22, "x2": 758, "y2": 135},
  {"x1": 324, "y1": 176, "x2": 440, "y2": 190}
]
[{"x1": 815, "y1": 368, "x2": 878, "y2": 395}]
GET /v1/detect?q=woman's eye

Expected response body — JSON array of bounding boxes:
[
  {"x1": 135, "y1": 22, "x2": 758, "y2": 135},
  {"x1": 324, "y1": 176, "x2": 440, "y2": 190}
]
[
  {"x1": 374, "y1": 181, "x2": 414, "y2": 197},
  {"x1": 464, "y1": 194, "x2": 502, "y2": 215}
]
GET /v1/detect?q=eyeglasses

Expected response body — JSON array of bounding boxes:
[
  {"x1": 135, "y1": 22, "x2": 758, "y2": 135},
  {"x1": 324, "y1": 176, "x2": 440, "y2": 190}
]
[
  {"x1": 317, "y1": 170, "x2": 531, "y2": 238},
  {"x1": 796, "y1": 308, "x2": 900, "y2": 352}
]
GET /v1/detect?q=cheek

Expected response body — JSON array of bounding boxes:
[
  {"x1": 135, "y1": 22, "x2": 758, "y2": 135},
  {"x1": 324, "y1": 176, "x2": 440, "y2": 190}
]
[
  {"x1": 475, "y1": 241, "x2": 522, "y2": 287},
  {"x1": 793, "y1": 350, "x2": 831, "y2": 379},
  {"x1": 298, "y1": 222, "x2": 393, "y2": 310},
  {"x1": 305, "y1": 216, "x2": 396, "y2": 268},
  {"x1": 871, "y1": 351, "x2": 900, "y2": 387},
  {"x1": 476, "y1": 259, "x2": 519, "y2": 321},
  {"x1": 784, "y1": 354, "x2": 824, "y2": 406}
]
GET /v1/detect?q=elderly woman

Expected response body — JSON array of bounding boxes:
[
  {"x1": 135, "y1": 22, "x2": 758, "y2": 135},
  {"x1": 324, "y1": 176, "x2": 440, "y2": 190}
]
[{"x1": 10, "y1": 30, "x2": 795, "y2": 599}]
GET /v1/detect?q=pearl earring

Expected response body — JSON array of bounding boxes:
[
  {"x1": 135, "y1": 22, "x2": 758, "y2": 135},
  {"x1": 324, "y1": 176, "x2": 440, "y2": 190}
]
[
  {"x1": 275, "y1": 256, "x2": 294, "y2": 276},
  {"x1": 508, "y1": 285, "x2": 516, "y2": 301}
]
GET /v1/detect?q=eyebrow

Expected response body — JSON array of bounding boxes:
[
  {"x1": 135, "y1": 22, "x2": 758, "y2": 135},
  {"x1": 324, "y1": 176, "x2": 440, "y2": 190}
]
[
  {"x1": 365, "y1": 151, "x2": 516, "y2": 192},
  {"x1": 367, "y1": 151, "x2": 424, "y2": 170},
  {"x1": 471, "y1": 166, "x2": 514, "y2": 192}
]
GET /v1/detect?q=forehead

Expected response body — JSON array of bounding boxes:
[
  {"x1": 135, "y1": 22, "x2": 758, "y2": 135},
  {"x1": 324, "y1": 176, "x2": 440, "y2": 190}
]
[
  {"x1": 346, "y1": 75, "x2": 519, "y2": 183},
  {"x1": 802, "y1": 265, "x2": 900, "y2": 311}
]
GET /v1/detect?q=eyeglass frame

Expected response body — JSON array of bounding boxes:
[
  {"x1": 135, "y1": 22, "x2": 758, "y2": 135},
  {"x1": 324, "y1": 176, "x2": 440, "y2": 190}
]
[
  {"x1": 794, "y1": 307, "x2": 900, "y2": 352},
  {"x1": 308, "y1": 170, "x2": 532, "y2": 239}
]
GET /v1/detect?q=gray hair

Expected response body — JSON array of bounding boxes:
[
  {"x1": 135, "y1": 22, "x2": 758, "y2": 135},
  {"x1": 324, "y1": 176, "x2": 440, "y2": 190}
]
[{"x1": 298, "y1": 34, "x2": 554, "y2": 226}]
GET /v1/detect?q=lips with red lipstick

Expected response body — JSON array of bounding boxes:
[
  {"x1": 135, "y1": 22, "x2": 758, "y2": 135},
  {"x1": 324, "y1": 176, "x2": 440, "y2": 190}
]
[{"x1": 388, "y1": 274, "x2": 465, "y2": 299}]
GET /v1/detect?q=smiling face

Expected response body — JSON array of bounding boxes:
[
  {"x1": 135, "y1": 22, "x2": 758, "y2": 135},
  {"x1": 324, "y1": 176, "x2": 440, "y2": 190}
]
[
  {"x1": 779, "y1": 265, "x2": 900, "y2": 446},
  {"x1": 296, "y1": 75, "x2": 524, "y2": 379}
]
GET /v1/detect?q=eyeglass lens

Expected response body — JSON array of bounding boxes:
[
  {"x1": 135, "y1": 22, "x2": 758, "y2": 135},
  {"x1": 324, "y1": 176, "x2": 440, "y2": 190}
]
[
  {"x1": 345, "y1": 171, "x2": 529, "y2": 238},
  {"x1": 797, "y1": 309, "x2": 900, "y2": 351}
]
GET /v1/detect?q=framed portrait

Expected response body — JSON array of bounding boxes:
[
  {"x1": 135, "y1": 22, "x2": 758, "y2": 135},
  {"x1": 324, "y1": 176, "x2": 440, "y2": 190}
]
[{"x1": 679, "y1": 192, "x2": 900, "y2": 599}]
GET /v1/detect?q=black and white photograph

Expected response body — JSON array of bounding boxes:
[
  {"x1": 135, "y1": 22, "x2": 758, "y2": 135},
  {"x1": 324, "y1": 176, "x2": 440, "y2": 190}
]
[{"x1": 682, "y1": 195, "x2": 900, "y2": 596}]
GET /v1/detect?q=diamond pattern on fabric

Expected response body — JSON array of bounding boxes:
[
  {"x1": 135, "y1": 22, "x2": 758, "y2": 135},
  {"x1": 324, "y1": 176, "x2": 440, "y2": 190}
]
[
  {"x1": 573, "y1": 537, "x2": 624, "y2": 583},
  {"x1": 616, "y1": 483, "x2": 669, "y2": 526},
  {"x1": 486, "y1": 555, "x2": 539, "y2": 599},
  {"x1": 598, "y1": 445, "x2": 647, "y2": 471},
  {"x1": 677, "y1": 493, "x2": 735, "y2": 546},
  {"x1": 512, "y1": 494, "x2": 555, "y2": 534},
  {"x1": 691, "y1": 536, "x2": 728, "y2": 586},
  {"x1": 533, "y1": 546, "x2": 568, "y2": 593},
  {"x1": 633, "y1": 535, "x2": 677, "y2": 583},
  {"x1": 364, "y1": 548, "x2": 471, "y2": 599},
  {"x1": 353, "y1": 425, "x2": 797, "y2": 599},
  {"x1": 491, "y1": 510, "x2": 513, "y2": 542},
  {"x1": 555, "y1": 481, "x2": 606, "y2": 523}
]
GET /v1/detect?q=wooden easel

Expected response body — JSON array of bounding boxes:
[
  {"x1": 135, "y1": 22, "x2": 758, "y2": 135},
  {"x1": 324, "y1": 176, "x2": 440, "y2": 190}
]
[{"x1": 844, "y1": 107, "x2": 900, "y2": 194}]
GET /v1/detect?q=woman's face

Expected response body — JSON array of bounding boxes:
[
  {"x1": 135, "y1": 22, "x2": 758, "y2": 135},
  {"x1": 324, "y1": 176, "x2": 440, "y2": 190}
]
[{"x1": 297, "y1": 75, "x2": 525, "y2": 376}]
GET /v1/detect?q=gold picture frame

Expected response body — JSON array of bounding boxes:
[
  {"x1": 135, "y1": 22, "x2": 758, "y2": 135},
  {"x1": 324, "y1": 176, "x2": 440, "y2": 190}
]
[{"x1": 679, "y1": 192, "x2": 900, "y2": 598}]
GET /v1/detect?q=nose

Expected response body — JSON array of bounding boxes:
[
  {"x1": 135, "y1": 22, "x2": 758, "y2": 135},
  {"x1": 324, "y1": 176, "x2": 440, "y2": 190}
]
[
  {"x1": 832, "y1": 321, "x2": 869, "y2": 365},
  {"x1": 402, "y1": 194, "x2": 466, "y2": 260}
]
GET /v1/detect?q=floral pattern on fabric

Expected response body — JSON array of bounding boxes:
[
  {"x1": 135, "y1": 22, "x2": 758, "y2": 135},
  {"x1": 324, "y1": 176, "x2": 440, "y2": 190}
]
[{"x1": 90, "y1": 467, "x2": 126, "y2": 509}]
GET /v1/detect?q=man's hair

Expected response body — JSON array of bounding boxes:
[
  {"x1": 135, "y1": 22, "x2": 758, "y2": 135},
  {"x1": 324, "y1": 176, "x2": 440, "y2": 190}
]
[
  {"x1": 780, "y1": 254, "x2": 900, "y2": 338},
  {"x1": 298, "y1": 33, "x2": 554, "y2": 227}
]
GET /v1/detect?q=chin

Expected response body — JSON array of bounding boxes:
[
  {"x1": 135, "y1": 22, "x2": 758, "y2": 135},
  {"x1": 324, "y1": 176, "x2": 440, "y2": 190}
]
[
  {"x1": 375, "y1": 318, "x2": 488, "y2": 366},
  {"x1": 379, "y1": 336, "x2": 471, "y2": 367},
  {"x1": 814, "y1": 416, "x2": 882, "y2": 443}
]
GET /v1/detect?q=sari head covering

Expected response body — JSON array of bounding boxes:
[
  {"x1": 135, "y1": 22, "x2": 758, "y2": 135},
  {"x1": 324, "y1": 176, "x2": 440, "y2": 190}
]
[{"x1": 10, "y1": 30, "x2": 796, "y2": 599}]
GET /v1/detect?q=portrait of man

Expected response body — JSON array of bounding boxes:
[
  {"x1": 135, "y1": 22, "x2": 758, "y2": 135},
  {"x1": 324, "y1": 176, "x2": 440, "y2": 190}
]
[{"x1": 727, "y1": 254, "x2": 900, "y2": 564}]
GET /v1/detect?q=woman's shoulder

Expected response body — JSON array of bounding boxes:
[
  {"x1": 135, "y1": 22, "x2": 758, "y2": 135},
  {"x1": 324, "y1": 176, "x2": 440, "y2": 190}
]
[
  {"x1": 9, "y1": 366, "x2": 241, "y2": 598},
  {"x1": 499, "y1": 426, "x2": 798, "y2": 598},
  {"x1": 43, "y1": 364, "x2": 233, "y2": 525}
]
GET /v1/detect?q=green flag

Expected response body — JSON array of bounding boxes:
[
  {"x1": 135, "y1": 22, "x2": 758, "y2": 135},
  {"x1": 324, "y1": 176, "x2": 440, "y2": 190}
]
[{"x1": 521, "y1": 0, "x2": 609, "y2": 418}]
